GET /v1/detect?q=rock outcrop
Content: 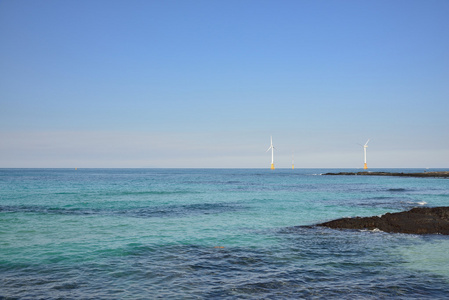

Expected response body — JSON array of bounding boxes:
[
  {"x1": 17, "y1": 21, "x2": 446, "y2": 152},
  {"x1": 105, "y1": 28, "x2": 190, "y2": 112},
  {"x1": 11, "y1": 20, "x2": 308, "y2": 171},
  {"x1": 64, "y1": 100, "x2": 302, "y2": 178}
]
[
  {"x1": 317, "y1": 207, "x2": 449, "y2": 235},
  {"x1": 323, "y1": 171, "x2": 449, "y2": 178}
]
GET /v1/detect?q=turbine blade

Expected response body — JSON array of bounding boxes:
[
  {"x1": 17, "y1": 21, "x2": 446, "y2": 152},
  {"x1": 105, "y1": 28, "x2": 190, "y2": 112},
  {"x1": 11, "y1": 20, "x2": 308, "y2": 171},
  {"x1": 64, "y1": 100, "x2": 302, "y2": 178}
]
[{"x1": 365, "y1": 139, "x2": 370, "y2": 146}]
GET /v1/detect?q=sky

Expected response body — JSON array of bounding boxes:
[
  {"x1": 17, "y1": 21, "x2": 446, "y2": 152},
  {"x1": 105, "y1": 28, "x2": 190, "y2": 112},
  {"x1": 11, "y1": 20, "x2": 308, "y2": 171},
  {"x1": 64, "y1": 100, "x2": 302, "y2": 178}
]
[{"x1": 1, "y1": 0, "x2": 448, "y2": 168}]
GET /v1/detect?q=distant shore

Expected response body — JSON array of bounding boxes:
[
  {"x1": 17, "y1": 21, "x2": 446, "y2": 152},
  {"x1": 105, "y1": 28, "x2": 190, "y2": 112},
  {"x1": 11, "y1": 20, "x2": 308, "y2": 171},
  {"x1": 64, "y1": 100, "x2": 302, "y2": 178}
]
[{"x1": 323, "y1": 171, "x2": 449, "y2": 178}]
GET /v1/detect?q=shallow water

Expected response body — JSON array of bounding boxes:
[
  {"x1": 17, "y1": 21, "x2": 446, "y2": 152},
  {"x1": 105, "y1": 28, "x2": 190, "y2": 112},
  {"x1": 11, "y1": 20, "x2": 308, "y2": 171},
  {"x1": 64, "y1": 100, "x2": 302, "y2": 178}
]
[{"x1": 1, "y1": 168, "x2": 449, "y2": 299}]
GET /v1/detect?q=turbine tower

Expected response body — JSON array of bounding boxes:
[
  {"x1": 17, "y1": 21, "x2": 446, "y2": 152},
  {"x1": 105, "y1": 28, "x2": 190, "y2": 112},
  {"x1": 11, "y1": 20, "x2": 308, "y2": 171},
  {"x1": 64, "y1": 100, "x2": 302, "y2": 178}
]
[
  {"x1": 362, "y1": 139, "x2": 370, "y2": 170},
  {"x1": 292, "y1": 151, "x2": 295, "y2": 170},
  {"x1": 266, "y1": 136, "x2": 275, "y2": 170}
]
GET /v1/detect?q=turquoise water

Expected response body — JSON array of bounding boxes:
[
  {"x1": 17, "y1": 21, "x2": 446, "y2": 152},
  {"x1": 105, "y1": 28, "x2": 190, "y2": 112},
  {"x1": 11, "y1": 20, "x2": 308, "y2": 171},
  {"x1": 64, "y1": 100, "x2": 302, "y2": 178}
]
[{"x1": 1, "y1": 168, "x2": 449, "y2": 299}]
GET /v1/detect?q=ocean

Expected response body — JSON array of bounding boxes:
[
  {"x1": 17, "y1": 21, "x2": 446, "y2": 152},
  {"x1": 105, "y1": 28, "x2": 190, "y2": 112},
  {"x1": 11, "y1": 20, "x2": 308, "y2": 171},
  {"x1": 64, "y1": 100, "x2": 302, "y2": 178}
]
[{"x1": 1, "y1": 168, "x2": 449, "y2": 299}]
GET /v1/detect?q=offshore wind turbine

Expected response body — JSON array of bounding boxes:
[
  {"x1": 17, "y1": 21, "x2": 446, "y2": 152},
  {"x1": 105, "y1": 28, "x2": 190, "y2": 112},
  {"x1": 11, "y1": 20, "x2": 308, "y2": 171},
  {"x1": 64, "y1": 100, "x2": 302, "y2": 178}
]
[
  {"x1": 292, "y1": 151, "x2": 294, "y2": 170},
  {"x1": 361, "y1": 139, "x2": 370, "y2": 170},
  {"x1": 266, "y1": 136, "x2": 275, "y2": 170}
]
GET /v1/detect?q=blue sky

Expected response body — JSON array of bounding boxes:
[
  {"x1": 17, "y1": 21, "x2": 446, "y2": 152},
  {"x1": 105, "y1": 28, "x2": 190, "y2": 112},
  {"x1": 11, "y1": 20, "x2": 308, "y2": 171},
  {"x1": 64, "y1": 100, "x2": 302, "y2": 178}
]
[{"x1": 1, "y1": 0, "x2": 448, "y2": 168}]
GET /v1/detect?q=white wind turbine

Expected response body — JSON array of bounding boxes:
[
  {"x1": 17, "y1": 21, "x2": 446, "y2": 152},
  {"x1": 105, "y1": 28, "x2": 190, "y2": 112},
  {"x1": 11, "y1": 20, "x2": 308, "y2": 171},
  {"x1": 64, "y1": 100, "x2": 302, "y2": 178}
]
[
  {"x1": 292, "y1": 151, "x2": 295, "y2": 170},
  {"x1": 360, "y1": 139, "x2": 370, "y2": 170},
  {"x1": 266, "y1": 136, "x2": 275, "y2": 170}
]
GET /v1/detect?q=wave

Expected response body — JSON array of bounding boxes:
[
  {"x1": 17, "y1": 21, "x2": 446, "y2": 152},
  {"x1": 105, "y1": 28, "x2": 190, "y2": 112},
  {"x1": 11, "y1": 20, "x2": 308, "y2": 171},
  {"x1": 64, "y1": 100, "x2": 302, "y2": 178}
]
[
  {"x1": 51, "y1": 190, "x2": 199, "y2": 197},
  {"x1": 0, "y1": 202, "x2": 247, "y2": 218},
  {"x1": 361, "y1": 228, "x2": 385, "y2": 233},
  {"x1": 387, "y1": 188, "x2": 407, "y2": 192},
  {"x1": 407, "y1": 201, "x2": 427, "y2": 206},
  {"x1": 117, "y1": 190, "x2": 197, "y2": 196}
]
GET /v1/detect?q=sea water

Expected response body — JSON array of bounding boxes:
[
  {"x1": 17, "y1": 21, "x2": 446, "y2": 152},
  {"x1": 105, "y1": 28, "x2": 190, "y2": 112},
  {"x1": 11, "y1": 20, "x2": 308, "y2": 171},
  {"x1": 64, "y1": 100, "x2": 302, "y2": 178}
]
[{"x1": 1, "y1": 168, "x2": 449, "y2": 299}]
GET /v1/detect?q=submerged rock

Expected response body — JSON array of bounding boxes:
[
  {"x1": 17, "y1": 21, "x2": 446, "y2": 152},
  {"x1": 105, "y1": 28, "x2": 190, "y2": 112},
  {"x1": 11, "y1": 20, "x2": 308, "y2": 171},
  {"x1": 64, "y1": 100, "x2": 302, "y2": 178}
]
[{"x1": 317, "y1": 207, "x2": 449, "y2": 235}]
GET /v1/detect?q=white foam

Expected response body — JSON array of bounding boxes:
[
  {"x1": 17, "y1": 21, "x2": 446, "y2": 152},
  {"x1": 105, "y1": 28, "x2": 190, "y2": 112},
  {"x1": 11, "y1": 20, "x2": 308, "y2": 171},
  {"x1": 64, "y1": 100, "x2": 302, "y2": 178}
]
[{"x1": 361, "y1": 228, "x2": 384, "y2": 233}]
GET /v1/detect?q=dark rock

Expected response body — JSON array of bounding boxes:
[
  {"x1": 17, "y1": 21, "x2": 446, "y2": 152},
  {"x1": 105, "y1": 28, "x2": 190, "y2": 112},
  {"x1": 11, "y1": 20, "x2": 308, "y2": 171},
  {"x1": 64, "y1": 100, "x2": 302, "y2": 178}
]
[
  {"x1": 317, "y1": 207, "x2": 449, "y2": 235},
  {"x1": 323, "y1": 171, "x2": 449, "y2": 178}
]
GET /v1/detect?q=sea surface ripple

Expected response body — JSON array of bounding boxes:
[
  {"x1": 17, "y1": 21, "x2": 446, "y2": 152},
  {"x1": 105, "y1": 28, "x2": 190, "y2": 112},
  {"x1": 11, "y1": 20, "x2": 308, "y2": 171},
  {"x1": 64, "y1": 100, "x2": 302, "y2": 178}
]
[{"x1": 1, "y1": 168, "x2": 449, "y2": 299}]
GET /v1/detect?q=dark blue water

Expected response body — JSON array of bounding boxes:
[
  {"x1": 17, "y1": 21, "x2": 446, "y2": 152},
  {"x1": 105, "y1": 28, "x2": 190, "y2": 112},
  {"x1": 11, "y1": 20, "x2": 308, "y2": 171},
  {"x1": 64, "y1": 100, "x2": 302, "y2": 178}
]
[{"x1": 1, "y1": 168, "x2": 449, "y2": 299}]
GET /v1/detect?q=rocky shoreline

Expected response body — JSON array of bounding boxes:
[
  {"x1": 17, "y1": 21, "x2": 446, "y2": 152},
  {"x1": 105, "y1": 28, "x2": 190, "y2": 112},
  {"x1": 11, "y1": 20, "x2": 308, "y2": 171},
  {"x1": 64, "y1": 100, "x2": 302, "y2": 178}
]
[
  {"x1": 316, "y1": 207, "x2": 449, "y2": 235},
  {"x1": 323, "y1": 171, "x2": 449, "y2": 178}
]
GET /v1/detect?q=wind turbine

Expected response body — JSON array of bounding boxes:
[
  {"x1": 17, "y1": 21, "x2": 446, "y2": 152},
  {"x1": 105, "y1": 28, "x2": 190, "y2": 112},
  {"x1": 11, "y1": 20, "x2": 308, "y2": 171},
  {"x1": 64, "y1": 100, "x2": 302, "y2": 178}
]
[
  {"x1": 361, "y1": 139, "x2": 370, "y2": 170},
  {"x1": 266, "y1": 136, "x2": 275, "y2": 170},
  {"x1": 292, "y1": 151, "x2": 295, "y2": 170}
]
